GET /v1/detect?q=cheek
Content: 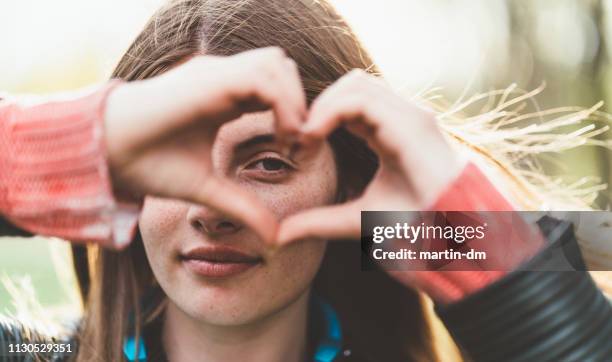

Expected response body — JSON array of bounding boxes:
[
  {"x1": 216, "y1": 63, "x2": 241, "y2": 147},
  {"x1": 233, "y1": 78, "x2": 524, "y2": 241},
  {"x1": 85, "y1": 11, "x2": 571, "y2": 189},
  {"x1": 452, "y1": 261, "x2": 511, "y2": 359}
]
[
  {"x1": 138, "y1": 197, "x2": 187, "y2": 280},
  {"x1": 272, "y1": 240, "x2": 327, "y2": 294},
  {"x1": 139, "y1": 197, "x2": 186, "y2": 242}
]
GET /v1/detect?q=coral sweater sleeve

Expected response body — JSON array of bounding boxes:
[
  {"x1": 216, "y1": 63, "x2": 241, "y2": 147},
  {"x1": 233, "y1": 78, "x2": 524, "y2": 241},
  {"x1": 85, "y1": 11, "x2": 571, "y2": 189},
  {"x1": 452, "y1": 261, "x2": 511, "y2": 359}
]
[
  {"x1": 421, "y1": 162, "x2": 545, "y2": 302},
  {"x1": 0, "y1": 83, "x2": 139, "y2": 248}
]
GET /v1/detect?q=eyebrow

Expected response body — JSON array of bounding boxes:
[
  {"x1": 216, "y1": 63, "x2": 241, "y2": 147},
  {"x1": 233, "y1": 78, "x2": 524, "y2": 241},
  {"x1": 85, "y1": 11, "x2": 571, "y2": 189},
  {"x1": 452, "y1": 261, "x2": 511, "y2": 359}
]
[{"x1": 233, "y1": 133, "x2": 277, "y2": 153}]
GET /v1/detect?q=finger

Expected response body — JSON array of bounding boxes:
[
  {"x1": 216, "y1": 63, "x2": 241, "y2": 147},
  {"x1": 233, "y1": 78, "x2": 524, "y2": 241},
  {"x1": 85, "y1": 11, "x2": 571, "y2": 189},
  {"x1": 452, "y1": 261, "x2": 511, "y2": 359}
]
[
  {"x1": 229, "y1": 71, "x2": 302, "y2": 150},
  {"x1": 302, "y1": 70, "x2": 455, "y2": 195},
  {"x1": 300, "y1": 70, "x2": 398, "y2": 153},
  {"x1": 301, "y1": 70, "x2": 385, "y2": 138},
  {"x1": 285, "y1": 59, "x2": 307, "y2": 117},
  {"x1": 276, "y1": 202, "x2": 361, "y2": 246},
  {"x1": 299, "y1": 76, "x2": 352, "y2": 141},
  {"x1": 304, "y1": 90, "x2": 402, "y2": 158},
  {"x1": 274, "y1": 58, "x2": 307, "y2": 141},
  {"x1": 244, "y1": 48, "x2": 305, "y2": 138},
  {"x1": 218, "y1": 48, "x2": 302, "y2": 134},
  {"x1": 252, "y1": 76, "x2": 302, "y2": 139},
  {"x1": 186, "y1": 176, "x2": 279, "y2": 244},
  {"x1": 303, "y1": 93, "x2": 366, "y2": 138}
]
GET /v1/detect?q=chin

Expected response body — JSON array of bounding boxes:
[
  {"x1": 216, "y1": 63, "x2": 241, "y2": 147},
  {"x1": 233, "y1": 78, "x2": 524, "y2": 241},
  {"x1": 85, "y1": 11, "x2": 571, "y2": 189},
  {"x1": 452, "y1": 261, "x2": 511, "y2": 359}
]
[
  {"x1": 181, "y1": 299, "x2": 278, "y2": 327},
  {"x1": 172, "y1": 279, "x2": 284, "y2": 326}
]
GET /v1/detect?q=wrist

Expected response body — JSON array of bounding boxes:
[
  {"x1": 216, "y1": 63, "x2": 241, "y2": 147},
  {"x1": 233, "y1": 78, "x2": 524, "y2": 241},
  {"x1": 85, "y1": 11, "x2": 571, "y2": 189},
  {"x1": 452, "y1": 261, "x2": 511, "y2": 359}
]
[
  {"x1": 103, "y1": 80, "x2": 150, "y2": 204},
  {"x1": 397, "y1": 130, "x2": 467, "y2": 209},
  {"x1": 103, "y1": 80, "x2": 137, "y2": 173}
]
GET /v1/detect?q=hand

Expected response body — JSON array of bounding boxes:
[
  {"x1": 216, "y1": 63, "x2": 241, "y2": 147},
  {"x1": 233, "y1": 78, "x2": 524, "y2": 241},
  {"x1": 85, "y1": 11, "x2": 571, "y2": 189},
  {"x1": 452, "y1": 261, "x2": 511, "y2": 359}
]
[
  {"x1": 104, "y1": 47, "x2": 306, "y2": 243},
  {"x1": 276, "y1": 70, "x2": 546, "y2": 303},
  {"x1": 277, "y1": 69, "x2": 465, "y2": 244}
]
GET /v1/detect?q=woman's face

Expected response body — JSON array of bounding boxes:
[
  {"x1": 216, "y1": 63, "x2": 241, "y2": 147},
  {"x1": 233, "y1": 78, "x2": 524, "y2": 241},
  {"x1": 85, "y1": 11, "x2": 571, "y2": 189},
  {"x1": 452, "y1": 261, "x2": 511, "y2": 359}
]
[{"x1": 139, "y1": 111, "x2": 338, "y2": 326}]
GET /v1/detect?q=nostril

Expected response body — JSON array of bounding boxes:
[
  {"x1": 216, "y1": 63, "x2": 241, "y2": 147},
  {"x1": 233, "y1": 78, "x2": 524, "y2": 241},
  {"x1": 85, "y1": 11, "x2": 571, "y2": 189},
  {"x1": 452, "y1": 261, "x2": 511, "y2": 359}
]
[
  {"x1": 190, "y1": 218, "x2": 239, "y2": 235},
  {"x1": 191, "y1": 219, "x2": 205, "y2": 232},
  {"x1": 187, "y1": 206, "x2": 241, "y2": 235}
]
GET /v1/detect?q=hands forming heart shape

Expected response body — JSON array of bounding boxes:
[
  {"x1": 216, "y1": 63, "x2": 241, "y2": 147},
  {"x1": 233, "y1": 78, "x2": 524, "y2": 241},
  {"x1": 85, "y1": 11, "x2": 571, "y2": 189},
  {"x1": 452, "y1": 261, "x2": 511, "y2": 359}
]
[{"x1": 104, "y1": 46, "x2": 465, "y2": 248}]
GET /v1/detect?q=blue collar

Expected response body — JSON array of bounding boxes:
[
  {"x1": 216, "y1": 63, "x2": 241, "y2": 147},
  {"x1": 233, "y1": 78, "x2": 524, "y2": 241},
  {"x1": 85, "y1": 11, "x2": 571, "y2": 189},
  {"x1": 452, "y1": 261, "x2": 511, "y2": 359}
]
[{"x1": 124, "y1": 297, "x2": 343, "y2": 362}]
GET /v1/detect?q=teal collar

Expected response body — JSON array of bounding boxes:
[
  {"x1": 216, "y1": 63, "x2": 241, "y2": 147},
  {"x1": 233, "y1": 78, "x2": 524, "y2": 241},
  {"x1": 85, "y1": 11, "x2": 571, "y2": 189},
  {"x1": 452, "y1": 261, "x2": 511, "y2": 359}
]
[{"x1": 124, "y1": 297, "x2": 343, "y2": 362}]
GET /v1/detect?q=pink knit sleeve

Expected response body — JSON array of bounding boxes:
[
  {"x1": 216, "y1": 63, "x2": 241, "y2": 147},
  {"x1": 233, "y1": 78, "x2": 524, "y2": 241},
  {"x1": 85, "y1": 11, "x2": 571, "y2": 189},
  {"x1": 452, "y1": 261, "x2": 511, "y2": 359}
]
[
  {"x1": 416, "y1": 163, "x2": 545, "y2": 303},
  {"x1": 0, "y1": 82, "x2": 139, "y2": 248}
]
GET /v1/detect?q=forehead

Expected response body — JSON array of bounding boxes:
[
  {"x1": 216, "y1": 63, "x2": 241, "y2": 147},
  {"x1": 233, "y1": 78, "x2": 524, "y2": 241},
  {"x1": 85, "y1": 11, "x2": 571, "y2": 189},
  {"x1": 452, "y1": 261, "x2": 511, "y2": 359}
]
[
  {"x1": 211, "y1": 111, "x2": 279, "y2": 166},
  {"x1": 215, "y1": 111, "x2": 275, "y2": 146}
]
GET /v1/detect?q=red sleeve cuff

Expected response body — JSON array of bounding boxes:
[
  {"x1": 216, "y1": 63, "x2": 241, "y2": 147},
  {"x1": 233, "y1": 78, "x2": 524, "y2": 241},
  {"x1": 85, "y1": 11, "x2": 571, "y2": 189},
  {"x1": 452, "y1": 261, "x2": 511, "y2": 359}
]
[
  {"x1": 422, "y1": 162, "x2": 543, "y2": 303},
  {"x1": 0, "y1": 81, "x2": 139, "y2": 248}
]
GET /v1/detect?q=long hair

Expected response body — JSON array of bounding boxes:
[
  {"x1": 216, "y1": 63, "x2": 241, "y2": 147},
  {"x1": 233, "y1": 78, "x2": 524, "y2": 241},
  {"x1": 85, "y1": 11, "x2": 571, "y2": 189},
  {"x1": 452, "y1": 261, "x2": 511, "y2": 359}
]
[
  {"x1": 75, "y1": 0, "x2": 440, "y2": 361},
  {"x1": 72, "y1": 0, "x2": 612, "y2": 361}
]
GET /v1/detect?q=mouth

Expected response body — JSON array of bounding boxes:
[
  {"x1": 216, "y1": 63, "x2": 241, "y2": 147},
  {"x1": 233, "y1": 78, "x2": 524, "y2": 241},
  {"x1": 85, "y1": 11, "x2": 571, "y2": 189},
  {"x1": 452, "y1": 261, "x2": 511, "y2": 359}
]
[{"x1": 179, "y1": 246, "x2": 263, "y2": 278}]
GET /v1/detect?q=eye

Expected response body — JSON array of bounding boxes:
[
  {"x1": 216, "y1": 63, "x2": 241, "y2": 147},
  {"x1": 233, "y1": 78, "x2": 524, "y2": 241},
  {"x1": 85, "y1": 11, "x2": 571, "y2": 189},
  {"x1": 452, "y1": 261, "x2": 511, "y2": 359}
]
[
  {"x1": 248, "y1": 157, "x2": 292, "y2": 172},
  {"x1": 241, "y1": 154, "x2": 295, "y2": 182}
]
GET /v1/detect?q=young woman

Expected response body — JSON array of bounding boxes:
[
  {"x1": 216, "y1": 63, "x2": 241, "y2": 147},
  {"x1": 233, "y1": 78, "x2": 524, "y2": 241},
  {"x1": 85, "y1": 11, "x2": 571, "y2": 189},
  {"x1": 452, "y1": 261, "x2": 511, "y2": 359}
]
[{"x1": 1, "y1": 0, "x2": 611, "y2": 361}]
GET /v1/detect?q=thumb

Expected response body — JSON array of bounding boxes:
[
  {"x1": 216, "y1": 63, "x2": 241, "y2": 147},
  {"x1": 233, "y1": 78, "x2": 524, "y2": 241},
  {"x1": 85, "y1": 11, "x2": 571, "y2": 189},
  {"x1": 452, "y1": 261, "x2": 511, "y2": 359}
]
[
  {"x1": 185, "y1": 176, "x2": 279, "y2": 244},
  {"x1": 277, "y1": 202, "x2": 361, "y2": 246}
]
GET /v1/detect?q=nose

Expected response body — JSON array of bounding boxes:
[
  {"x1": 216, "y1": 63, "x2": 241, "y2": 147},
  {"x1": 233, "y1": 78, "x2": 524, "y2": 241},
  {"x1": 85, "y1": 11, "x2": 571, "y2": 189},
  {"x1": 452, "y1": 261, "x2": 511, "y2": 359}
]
[{"x1": 186, "y1": 205, "x2": 243, "y2": 236}]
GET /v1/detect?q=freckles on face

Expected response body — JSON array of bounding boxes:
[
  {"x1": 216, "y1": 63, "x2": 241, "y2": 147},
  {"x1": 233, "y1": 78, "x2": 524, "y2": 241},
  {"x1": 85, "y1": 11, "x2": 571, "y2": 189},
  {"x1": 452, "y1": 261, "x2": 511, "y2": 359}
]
[
  {"x1": 139, "y1": 197, "x2": 190, "y2": 291},
  {"x1": 139, "y1": 111, "x2": 338, "y2": 326},
  {"x1": 213, "y1": 112, "x2": 338, "y2": 219},
  {"x1": 140, "y1": 198, "x2": 185, "y2": 238}
]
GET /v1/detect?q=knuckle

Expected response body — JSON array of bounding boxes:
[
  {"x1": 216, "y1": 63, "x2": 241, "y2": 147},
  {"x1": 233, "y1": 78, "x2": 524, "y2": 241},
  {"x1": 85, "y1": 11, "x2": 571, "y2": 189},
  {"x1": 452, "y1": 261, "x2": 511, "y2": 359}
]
[
  {"x1": 361, "y1": 99, "x2": 378, "y2": 119},
  {"x1": 350, "y1": 90, "x2": 370, "y2": 108},
  {"x1": 411, "y1": 103, "x2": 439, "y2": 127},
  {"x1": 264, "y1": 46, "x2": 286, "y2": 60},
  {"x1": 251, "y1": 48, "x2": 283, "y2": 70},
  {"x1": 373, "y1": 93, "x2": 392, "y2": 108},
  {"x1": 343, "y1": 69, "x2": 373, "y2": 92},
  {"x1": 286, "y1": 58, "x2": 299, "y2": 73},
  {"x1": 255, "y1": 62, "x2": 278, "y2": 83},
  {"x1": 261, "y1": 56, "x2": 288, "y2": 79},
  {"x1": 419, "y1": 105, "x2": 438, "y2": 120},
  {"x1": 347, "y1": 68, "x2": 369, "y2": 82}
]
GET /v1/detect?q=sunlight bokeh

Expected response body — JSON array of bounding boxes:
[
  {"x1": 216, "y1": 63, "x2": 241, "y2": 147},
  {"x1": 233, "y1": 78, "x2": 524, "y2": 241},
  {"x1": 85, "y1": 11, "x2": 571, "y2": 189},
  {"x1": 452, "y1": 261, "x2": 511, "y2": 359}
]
[{"x1": 0, "y1": 0, "x2": 519, "y2": 95}]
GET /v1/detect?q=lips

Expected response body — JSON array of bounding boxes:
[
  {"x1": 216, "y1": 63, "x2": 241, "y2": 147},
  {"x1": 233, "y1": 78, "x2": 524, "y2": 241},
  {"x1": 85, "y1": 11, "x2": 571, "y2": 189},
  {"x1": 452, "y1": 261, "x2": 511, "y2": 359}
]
[{"x1": 180, "y1": 246, "x2": 262, "y2": 278}]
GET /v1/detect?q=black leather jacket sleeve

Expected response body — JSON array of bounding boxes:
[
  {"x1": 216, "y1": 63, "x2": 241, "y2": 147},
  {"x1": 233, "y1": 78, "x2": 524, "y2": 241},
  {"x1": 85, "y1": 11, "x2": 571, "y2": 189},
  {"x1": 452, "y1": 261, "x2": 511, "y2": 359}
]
[
  {"x1": 0, "y1": 217, "x2": 31, "y2": 238},
  {"x1": 435, "y1": 217, "x2": 612, "y2": 362}
]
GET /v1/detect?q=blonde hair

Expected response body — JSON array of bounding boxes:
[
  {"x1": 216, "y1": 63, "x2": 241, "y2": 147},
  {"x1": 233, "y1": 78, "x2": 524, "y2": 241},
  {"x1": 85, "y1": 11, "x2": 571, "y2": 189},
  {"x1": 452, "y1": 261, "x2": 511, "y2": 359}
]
[
  {"x1": 434, "y1": 84, "x2": 610, "y2": 209},
  {"x1": 426, "y1": 84, "x2": 612, "y2": 276}
]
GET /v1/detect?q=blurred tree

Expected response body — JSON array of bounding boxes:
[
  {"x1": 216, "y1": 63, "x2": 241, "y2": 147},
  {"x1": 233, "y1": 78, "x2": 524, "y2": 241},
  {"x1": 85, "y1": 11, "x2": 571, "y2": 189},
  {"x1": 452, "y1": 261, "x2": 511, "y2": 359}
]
[{"x1": 505, "y1": 0, "x2": 611, "y2": 207}]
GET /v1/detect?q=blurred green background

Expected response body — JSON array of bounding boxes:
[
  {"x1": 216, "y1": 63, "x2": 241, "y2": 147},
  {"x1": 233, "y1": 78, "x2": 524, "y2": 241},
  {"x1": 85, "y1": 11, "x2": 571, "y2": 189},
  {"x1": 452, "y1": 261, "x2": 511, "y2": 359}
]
[{"x1": 1, "y1": 0, "x2": 611, "y2": 320}]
